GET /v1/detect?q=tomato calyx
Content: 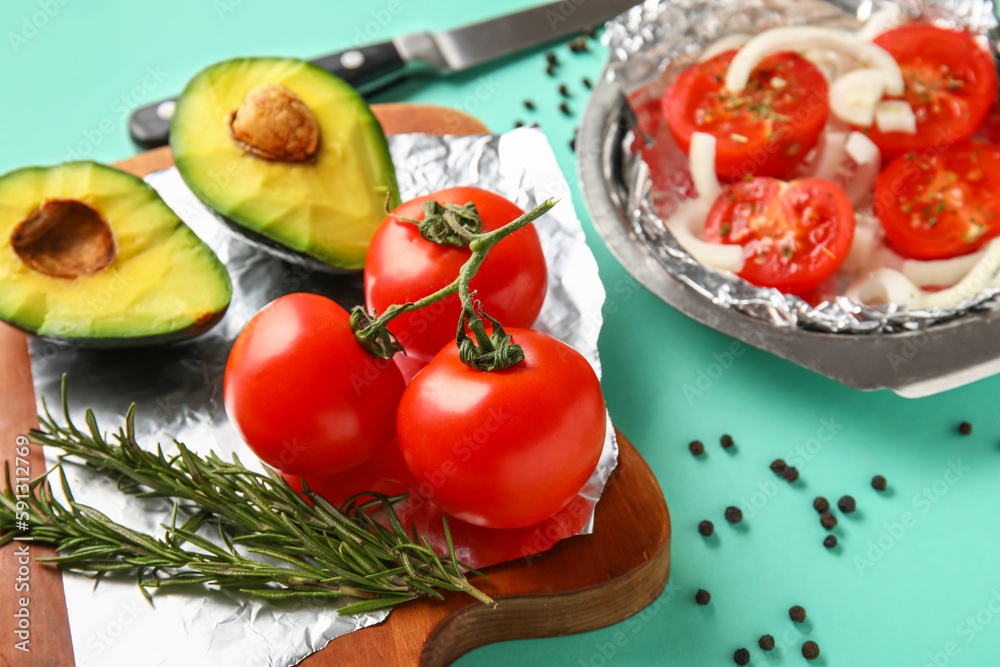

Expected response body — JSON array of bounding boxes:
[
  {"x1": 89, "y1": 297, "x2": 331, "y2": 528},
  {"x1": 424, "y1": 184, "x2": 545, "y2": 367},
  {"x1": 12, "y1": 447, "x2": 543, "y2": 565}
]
[
  {"x1": 349, "y1": 305, "x2": 405, "y2": 358},
  {"x1": 352, "y1": 198, "x2": 557, "y2": 368},
  {"x1": 457, "y1": 300, "x2": 525, "y2": 371},
  {"x1": 395, "y1": 199, "x2": 483, "y2": 247}
]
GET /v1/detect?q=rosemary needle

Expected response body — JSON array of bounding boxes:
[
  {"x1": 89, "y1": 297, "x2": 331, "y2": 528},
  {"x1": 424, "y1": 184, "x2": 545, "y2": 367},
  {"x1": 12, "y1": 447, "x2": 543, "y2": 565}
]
[{"x1": 0, "y1": 379, "x2": 494, "y2": 614}]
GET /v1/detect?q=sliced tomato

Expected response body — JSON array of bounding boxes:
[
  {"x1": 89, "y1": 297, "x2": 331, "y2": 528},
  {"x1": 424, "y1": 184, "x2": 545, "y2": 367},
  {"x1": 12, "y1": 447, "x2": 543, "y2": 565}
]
[
  {"x1": 703, "y1": 177, "x2": 855, "y2": 294},
  {"x1": 874, "y1": 139, "x2": 1000, "y2": 259},
  {"x1": 867, "y1": 24, "x2": 998, "y2": 160},
  {"x1": 662, "y1": 50, "x2": 829, "y2": 180}
]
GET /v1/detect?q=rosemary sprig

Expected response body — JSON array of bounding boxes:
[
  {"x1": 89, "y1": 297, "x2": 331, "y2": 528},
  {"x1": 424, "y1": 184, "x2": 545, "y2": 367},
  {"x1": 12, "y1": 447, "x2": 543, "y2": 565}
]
[{"x1": 0, "y1": 382, "x2": 494, "y2": 614}]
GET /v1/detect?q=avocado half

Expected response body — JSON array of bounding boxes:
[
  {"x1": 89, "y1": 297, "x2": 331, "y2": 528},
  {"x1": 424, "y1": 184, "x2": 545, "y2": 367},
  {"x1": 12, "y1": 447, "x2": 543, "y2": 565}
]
[
  {"x1": 170, "y1": 57, "x2": 400, "y2": 272},
  {"x1": 0, "y1": 161, "x2": 232, "y2": 347}
]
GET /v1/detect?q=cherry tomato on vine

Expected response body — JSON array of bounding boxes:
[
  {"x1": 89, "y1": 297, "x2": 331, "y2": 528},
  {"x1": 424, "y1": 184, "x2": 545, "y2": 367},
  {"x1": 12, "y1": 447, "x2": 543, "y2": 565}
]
[
  {"x1": 396, "y1": 329, "x2": 606, "y2": 530},
  {"x1": 224, "y1": 293, "x2": 405, "y2": 476},
  {"x1": 867, "y1": 24, "x2": 997, "y2": 161},
  {"x1": 874, "y1": 139, "x2": 1000, "y2": 260},
  {"x1": 703, "y1": 177, "x2": 855, "y2": 294},
  {"x1": 662, "y1": 50, "x2": 829, "y2": 180},
  {"x1": 364, "y1": 187, "x2": 547, "y2": 368}
]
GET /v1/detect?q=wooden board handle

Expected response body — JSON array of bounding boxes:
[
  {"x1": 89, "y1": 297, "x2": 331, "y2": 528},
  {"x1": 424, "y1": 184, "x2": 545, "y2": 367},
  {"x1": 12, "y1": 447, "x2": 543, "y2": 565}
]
[{"x1": 307, "y1": 433, "x2": 670, "y2": 666}]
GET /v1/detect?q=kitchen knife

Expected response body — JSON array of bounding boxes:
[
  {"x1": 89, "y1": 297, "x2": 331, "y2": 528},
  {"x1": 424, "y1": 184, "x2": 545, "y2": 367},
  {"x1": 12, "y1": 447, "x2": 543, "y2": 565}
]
[{"x1": 129, "y1": 0, "x2": 638, "y2": 148}]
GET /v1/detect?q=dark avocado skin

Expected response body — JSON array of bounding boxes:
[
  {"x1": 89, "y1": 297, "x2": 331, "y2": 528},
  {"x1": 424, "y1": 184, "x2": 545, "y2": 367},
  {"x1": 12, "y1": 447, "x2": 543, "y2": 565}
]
[
  {"x1": 9, "y1": 305, "x2": 229, "y2": 349},
  {"x1": 212, "y1": 213, "x2": 353, "y2": 275}
]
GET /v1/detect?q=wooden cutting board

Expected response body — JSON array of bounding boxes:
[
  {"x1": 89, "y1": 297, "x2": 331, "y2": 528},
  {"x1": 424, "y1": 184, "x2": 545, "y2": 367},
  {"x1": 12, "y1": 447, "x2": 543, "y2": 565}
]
[{"x1": 0, "y1": 104, "x2": 671, "y2": 667}]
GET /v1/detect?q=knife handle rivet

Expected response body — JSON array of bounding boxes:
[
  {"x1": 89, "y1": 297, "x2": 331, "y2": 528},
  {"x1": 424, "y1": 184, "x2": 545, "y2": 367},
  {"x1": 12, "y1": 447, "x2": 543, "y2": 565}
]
[
  {"x1": 340, "y1": 50, "x2": 365, "y2": 70},
  {"x1": 156, "y1": 100, "x2": 176, "y2": 121}
]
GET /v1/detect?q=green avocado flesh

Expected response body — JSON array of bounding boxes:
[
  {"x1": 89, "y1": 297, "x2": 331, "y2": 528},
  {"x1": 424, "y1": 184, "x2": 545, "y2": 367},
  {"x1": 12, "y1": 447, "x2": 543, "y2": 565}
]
[
  {"x1": 170, "y1": 57, "x2": 400, "y2": 271},
  {"x1": 0, "y1": 161, "x2": 232, "y2": 345}
]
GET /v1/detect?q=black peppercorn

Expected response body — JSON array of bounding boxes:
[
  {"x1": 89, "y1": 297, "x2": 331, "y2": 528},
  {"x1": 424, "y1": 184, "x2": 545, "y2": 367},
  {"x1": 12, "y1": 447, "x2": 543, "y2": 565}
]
[
  {"x1": 959, "y1": 421, "x2": 973, "y2": 435},
  {"x1": 695, "y1": 589, "x2": 711, "y2": 605},
  {"x1": 813, "y1": 496, "x2": 830, "y2": 513},
  {"x1": 734, "y1": 648, "x2": 750, "y2": 665},
  {"x1": 783, "y1": 466, "x2": 799, "y2": 482},
  {"x1": 838, "y1": 495, "x2": 857, "y2": 513},
  {"x1": 689, "y1": 440, "x2": 705, "y2": 456},
  {"x1": 720, "y1": 434, "x2": 734, "y2": 449},
  {"x1": 823, "y1": 535, "x2": 838, "y2": 549},
  {"x1": 725, "y1": 506, "x2": 743, "y2": 525},
  {"x1": 698, "y1": 520, "x2": 714, "y2": 537},
  {"x1": 789, "y1": 605, "x2": 807, "y2": 623},
  {"x1": 820, "y1": 512, "x2": 837, "y2": 530},
  {"x1": 770, "y1": 459, "x2": 787, "y2": 475},
  {"x1": 872, "y1": 475, "x2": 887, "y2": 491},
  {"x1": 759, "y1": 635, "x2": 775, "y2": 651},
  {"x1": 802, "y1": 641, "x2": 820, "y2": 660}
]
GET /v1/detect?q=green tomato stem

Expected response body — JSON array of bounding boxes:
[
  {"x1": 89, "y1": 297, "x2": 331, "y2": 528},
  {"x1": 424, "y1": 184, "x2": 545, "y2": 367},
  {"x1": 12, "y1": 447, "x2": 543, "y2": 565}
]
[{"x1": 352, "y1": 198, "x2": 557, "y2": 370}]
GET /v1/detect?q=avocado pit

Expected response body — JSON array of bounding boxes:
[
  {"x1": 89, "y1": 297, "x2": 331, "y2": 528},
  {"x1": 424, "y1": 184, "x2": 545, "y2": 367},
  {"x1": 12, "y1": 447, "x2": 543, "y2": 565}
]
[
  {"x1": 228, "y1": 84, "x2": 320, "y2": 163},
  {"x1": 11, "y1": 199, "x2": 116, "y2": 279}
]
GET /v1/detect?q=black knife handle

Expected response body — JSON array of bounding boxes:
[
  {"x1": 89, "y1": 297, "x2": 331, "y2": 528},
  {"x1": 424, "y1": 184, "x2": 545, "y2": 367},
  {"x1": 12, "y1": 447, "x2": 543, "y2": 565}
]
[
  {"x1": 128, "y1": 41, "x2": 405, "y2": 149},
  {"x1": 128, "y1": 102, "x2": 178, "y2": 149},
  {"x1": 311, "y1": 41, "x2": 404, "y2": 90}
]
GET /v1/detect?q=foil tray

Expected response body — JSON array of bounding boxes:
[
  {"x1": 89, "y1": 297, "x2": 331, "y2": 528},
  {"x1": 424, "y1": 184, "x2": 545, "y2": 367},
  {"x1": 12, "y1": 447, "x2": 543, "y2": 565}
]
[{"x1": 578, "y1": 72, "x2": 1000, "y2": 398}]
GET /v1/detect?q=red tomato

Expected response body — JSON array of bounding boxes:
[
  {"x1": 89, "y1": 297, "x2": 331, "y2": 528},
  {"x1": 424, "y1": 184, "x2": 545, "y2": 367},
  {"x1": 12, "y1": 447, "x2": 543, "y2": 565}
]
[
  {"x1": 662, "y1": 50, "x2": 829, "y2": 179},
  {"x1": 868, "y1": 24, "x2": 997, "y2": 160},
  {"x1": 703, "y1": 177, "x2": 856, "y2": 294},
  {"x1": 874, "y1": 139, "x2": 1000, "y2": 259},
  {"x1": 364, "y1": 187, "x2": 547, "y2": 366},
  {"x1": 224, "y1": 293, "x2": 405, "y2": 476},
  {"x1": 281, "y1": 438, "x2": 413, "y2": 507},
  {"x1": 396, "y1": 329, "x2": 606, "y2": 530}
]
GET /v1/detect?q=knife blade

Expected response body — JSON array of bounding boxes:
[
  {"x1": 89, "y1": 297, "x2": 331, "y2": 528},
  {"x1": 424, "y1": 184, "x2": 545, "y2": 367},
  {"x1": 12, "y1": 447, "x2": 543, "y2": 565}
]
[{"x1": 128, "y1": 0, "x2": 637, "y2": 148}]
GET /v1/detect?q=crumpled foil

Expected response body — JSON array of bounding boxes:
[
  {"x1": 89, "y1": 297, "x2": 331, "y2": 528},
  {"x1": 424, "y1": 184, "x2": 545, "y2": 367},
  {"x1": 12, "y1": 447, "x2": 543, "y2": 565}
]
[
  {"x1": 27, "y1": 128, "x2": 618, "y2": 667},
  {"x1": 603, "y1": 0, "x2": 1000, "y2": 333}
]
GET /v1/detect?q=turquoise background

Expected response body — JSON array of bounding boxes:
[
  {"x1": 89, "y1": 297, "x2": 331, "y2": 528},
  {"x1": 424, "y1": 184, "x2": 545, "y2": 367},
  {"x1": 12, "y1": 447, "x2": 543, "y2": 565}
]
[{"x1": 4, "y1": 1, "x2": 1000, "y2": 665}]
